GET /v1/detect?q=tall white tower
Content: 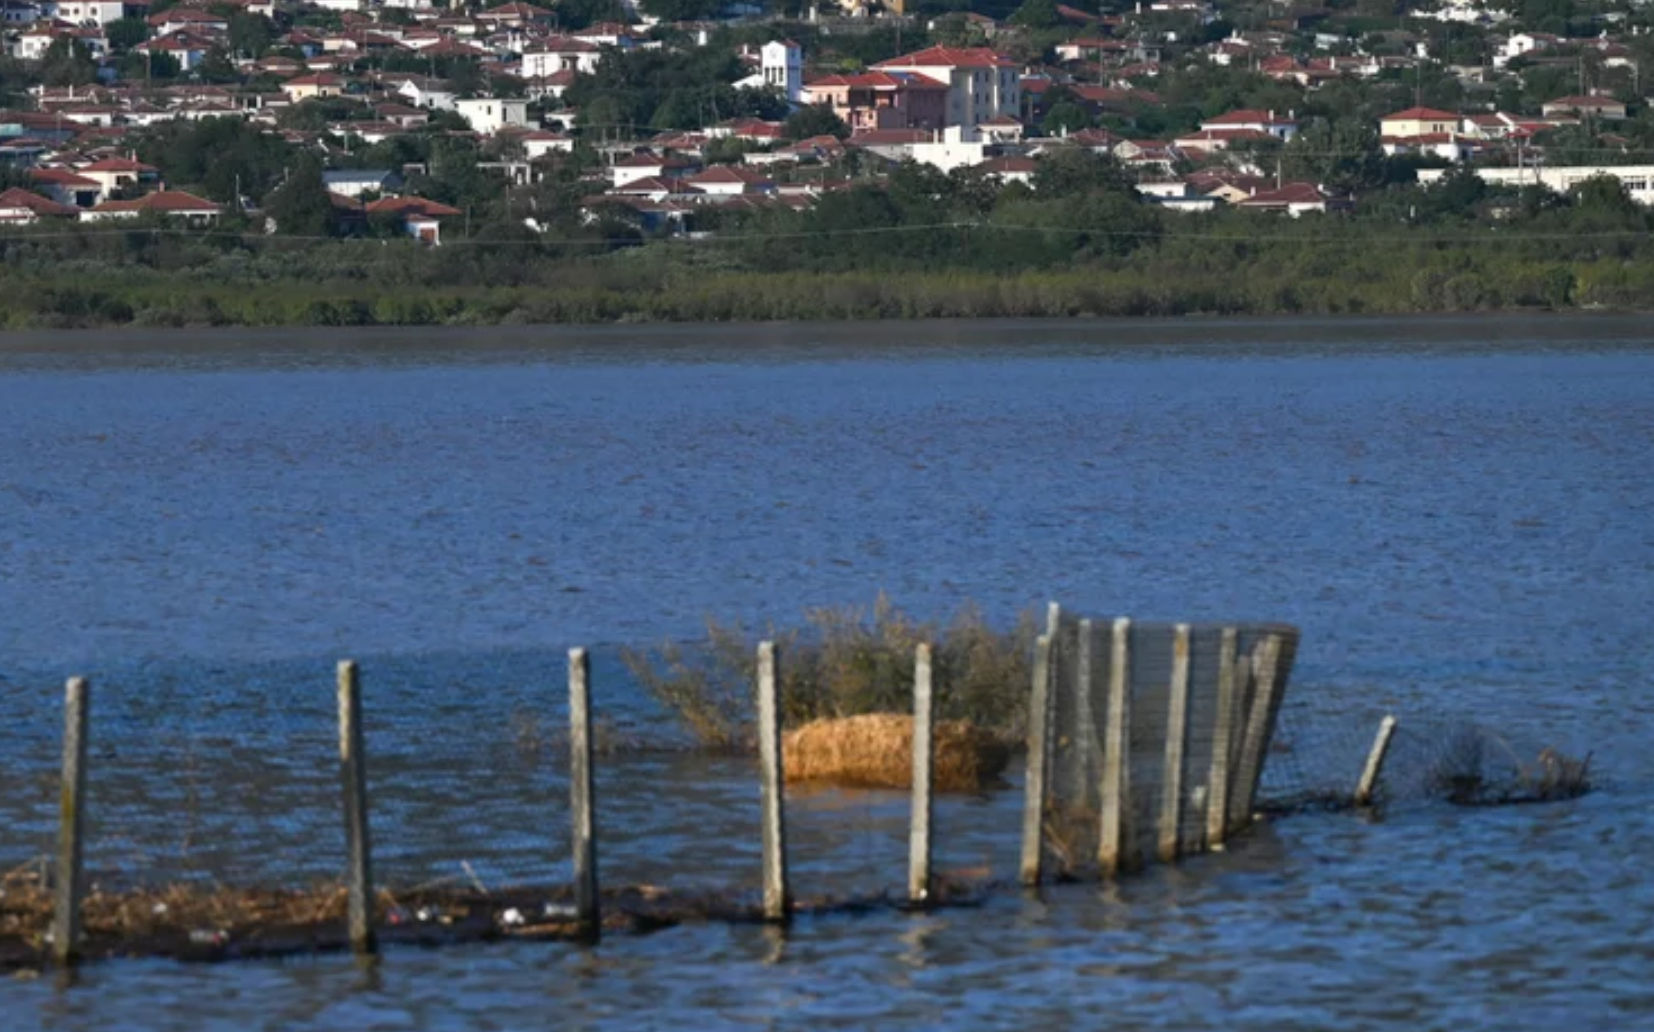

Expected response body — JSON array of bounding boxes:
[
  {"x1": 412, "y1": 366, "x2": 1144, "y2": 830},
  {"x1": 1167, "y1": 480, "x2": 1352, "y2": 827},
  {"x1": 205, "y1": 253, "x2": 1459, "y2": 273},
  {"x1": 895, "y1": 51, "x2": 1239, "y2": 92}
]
[{"x1": 760, "y1": 40, "x2": 803, "y2": 104}]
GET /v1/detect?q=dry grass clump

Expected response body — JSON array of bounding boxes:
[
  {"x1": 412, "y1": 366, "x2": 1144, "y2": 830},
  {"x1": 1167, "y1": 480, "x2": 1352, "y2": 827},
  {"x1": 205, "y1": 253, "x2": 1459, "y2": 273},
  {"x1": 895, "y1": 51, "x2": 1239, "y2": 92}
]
[
  {"x1": 622, "y1": 595, "x2": 1037, "y2": 750},
  {"x1": 782, "y1": 713, "x2": 1010, "y2": 791}
]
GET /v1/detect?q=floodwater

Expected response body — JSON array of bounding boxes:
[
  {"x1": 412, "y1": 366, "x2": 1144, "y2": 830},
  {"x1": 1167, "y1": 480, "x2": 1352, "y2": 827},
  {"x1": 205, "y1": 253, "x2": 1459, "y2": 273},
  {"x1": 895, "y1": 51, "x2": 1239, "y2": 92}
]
[{"x1": 1, "y1": 315, "x2": 1652, "y2": 1030}]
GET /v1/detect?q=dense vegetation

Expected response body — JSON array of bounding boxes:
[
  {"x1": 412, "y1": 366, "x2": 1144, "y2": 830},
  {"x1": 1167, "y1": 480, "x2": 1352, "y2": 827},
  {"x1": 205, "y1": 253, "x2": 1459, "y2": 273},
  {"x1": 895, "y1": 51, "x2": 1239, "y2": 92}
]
[{"x1": 2, "y1": 143, "x2": 1649, "y2": 328}]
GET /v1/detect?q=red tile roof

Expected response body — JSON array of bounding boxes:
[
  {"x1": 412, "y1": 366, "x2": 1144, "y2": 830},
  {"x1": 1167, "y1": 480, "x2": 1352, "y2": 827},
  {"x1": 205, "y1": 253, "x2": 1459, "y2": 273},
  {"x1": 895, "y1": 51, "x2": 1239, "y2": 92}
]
[
  {"x1": 30, "y1": 167, "x2": 100, "y2": 187},
  {"x1": 874, "y1": 46, "x2": 1017, "y2": 70},
  {"x1": 0, "y1": 187, "x2": 79, "y2": 217},
  {"x1": 1202, "y1": 108, "x2": 1296, "y2": 125},
  {"x1": 806, "y1": 71, "x2": 949, "y2": 90},
  {"x1": 1237, "y1": 182, "x2": 1330, "y2": 206},
  {"x1": 365, "y1": 195, "x2": 462, "y2": 217},
  {"x1": 93, "y1": 189, "x2": 221, "y2": 214},
  {"x1": 1382, "y1": 106, "x2": 1458, "y2": 121},
  {"x1": 79, "y1": 157, "x2": 157, "y2": 173}
]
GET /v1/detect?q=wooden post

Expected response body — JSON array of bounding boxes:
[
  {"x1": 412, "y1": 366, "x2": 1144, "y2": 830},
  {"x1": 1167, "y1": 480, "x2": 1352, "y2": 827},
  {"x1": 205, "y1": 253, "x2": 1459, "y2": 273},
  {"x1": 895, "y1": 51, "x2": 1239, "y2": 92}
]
[
  {"x1": 1157, "y1": 624, "x2": 1192, "y2": 863},
  {"x1": 1354, "y1": 715, "x2": 1399, "y2": 807},
  {"x1": 756, "y1": 641, "x2": 790, "y2": 923},
  {"x1": 1098, "y1": 617, "x2": 1133, "y2": 877},
  {"x1": 568, "y1": 647, "x2": 600, "y2": 937},
  {"x1": 1017, "y1": 629, "x2": 1055, "y2": 887},
  {"x1": 51, "y1": 676, "x2": 89, "y2": 967},
  {"x1": 1205, "y1": 627, "x2": 1239, "y2": 849},
  {"x1": 338, "y1": 659, "x2": 376, "y2": 955},
  {"x1": 907, "y1": 642, "x2": 934, "y2": 906},
  {"x1": 1230, "y1": 635, "x2": 1283, "y2": 827}
]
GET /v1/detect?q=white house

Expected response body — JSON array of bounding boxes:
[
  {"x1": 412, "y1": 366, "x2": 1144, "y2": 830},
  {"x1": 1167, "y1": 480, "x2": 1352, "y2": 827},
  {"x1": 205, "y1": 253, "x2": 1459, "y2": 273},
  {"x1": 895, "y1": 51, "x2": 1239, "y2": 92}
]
[
  {"x1": 1493, "y1": 31, "x2": 1561, "y2": 69},
  {"x1": 1, "y1": 1, "x2": 41, "y2": 26},
  {"x1": 908, "y1": 124, "x2": 989, "y2": 173},
  {"x1": 684, "y1": 164, "x2": 774, "y2": 197},
  {"x1": 872, "y1": 46, "x2": 1019, "y2": 130},
  {"x1": 608, "y1": 150, "x2": 694, "y2": 188},
  {"x1": 40, "y1": 0, "x2": 122, "y2": 26},
  {"x1": 1418, "y1": 165, "x2": 1654, "y2": 206},
  {"x1": 735, "y1": 39, "x2": 803, "y2": 104},
  {"x1": 1199, "y1": 108, "x2": 1297, "y2": 141},
  {"x1": 398, "y1": 78, "x2": 457, "y2": 111},
  {"x1": 520, "y1": 36, "x2": 602, "y2": 76},
  {"x1": 571, "y1": 21, "x2": 637, "y2": 49},
  {"x1": 14, "y1": 26, "x2": 58, "y2": 60},
  {"x1": 516, "y1": 129, "x2": 574, "y2": 159},
  {"x1": 453, "y1": 96, "x2": 530, "y2": 134},
  {"x1": 1136, "y1": 180, "x2": 1221, "y2": 212},
  {"x1": 321, "y1": 169, "x2": 404, "y2": 197}
]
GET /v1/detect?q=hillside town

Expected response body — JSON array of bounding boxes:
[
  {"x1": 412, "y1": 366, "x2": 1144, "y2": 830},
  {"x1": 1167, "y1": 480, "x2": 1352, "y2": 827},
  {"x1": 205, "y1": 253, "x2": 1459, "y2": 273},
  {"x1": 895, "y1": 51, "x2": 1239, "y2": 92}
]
[{"x1": 2, "y1": 0, "x2": 1654, "y2": 239}]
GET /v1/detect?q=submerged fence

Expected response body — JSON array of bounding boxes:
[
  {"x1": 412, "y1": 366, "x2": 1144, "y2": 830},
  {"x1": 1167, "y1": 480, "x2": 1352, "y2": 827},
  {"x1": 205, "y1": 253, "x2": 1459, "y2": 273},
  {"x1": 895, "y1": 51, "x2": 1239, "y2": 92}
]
[{"x1": 6, "y1": 604, "x2": 1572, "y2": 970}]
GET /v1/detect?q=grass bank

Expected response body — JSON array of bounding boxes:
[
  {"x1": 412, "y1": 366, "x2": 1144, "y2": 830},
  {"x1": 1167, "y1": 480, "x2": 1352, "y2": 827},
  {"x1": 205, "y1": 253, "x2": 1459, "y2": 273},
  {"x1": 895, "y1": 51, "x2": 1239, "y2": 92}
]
[{"x1": 4, "y1": 229, "x2": 1654, "y2": 329}]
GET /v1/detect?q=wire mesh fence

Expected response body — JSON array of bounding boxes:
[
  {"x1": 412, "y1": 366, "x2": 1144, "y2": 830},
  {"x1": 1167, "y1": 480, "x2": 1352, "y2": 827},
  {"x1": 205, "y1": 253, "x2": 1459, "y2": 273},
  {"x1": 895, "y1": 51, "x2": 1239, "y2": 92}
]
[
  {"x1": 0, "y1": 612, "x2": 1592, "y2": 969},
  {"x1": 1042, "y1": 618, "x2": 1298, "y2": 879}
]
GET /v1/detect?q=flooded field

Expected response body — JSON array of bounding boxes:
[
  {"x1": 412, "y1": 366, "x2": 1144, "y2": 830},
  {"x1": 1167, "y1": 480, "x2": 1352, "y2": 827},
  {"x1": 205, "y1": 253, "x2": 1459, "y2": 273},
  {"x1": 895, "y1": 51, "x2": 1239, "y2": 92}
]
[{"x1": 1, "y1": 315, "x2": 1651, "y2": 1030}]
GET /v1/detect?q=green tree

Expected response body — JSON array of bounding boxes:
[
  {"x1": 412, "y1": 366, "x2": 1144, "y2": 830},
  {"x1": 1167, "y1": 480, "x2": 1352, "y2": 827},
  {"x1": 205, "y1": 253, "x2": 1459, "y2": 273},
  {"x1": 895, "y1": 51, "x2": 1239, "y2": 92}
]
[
  {"x1": 1572, "y1": 174, "x2": 1641, "y2": 221},
  {"x1": 228, "y1": 13, "x2": 275, "y2": 59},
  {"x1": 116, "y1": 50, "x2": 181, "y2": 82},
  {"x1": 1041, "y1": 100, "x2": 1093, "y2": 136},
  {"x1": 195, "y1": 45, "x2": 238, "y2": 84},
  {"x1": 556, "y1": 0, "x2": 627, "y2": 29},
  {"x1": 104, "y1": 18, "x2": 150, "y2": 52},
  {"x1": 783, "y1": 103, "x2": 849, "y2": 141},
  {"x1": 134, "y1": 116, "x2": 297, "y2": 202},
  {"x1": 1010, "y1": 0, "x2": 1059, "y2": 28},
  {"x1": 262, "y1": 157, "x2": 336, "y2": 236},
  {"x1": 1281, "y1": 119, "x2": 1386, "y2": 193},
  {"x1": 639, "y1": 0, "x2": 720, "y2": 21},
  {"x1": 39, "y1": 37, "x2": 97, "y2": 87},
  {"x1": 1031, "y1": 147, "x2": 1134, "y2": 196},
  {"x1": 448, "y1": 59, "x2": 484, "y2": 97}
]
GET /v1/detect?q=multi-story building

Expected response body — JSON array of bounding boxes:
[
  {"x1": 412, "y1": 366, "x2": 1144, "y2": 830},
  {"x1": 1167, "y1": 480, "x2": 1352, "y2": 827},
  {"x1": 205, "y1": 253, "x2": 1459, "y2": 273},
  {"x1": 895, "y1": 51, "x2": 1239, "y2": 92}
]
[{"x1": 871, "y1": 46, "x2": 1020, "y2": 130}]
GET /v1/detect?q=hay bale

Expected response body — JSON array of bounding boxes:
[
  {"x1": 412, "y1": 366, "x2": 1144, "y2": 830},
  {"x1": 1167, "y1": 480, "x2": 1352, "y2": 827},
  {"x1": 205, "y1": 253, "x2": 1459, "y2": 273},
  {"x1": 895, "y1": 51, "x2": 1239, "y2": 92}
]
[{"x1": 782, "y1": 713, "x2": 1009, "y2": 791}]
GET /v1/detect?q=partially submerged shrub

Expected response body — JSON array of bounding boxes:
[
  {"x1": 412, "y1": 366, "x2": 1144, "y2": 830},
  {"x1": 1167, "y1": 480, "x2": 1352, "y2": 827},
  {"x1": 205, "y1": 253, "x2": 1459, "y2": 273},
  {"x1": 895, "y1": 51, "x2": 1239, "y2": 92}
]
[
  {"x1": 621, "y1": 596, "x2": 1037, "y2": 749},
  {"x1": 1426, "y1": 726, "x2": 1592, "y2": 805}
]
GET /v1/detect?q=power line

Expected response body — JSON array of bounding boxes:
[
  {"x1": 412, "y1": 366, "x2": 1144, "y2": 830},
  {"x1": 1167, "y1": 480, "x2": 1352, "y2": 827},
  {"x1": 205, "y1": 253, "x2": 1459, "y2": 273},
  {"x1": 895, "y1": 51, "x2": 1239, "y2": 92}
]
[{"x1": 0, "y1": 218, "x2": 1647, "y2": 249}]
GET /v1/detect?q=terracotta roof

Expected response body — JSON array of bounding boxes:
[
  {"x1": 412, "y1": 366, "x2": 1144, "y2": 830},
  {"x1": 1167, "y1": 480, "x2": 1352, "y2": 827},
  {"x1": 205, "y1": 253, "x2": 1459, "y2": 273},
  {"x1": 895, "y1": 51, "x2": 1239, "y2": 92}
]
[
  {"x1": 1202, "y1": 108, "x2": 1295, "y2": 125},
  {"x1": 0, "y1": 187, "x2": 79, "y2": 217},
  {"x1": 1237, "y1": 182, "x2": 1329, "y2": 206},
  {"x1": 1544, "y1": 95, "x2": 1625, "y2": 109},
  {"x1": 365, "y1": 195, "x2": 462, "y2": 217},
  {"x1": 687, "y1": 165, "x2": 772, "y2": 185},
  {"x1": 874, "y1": 46, "x2": 1017, "y2": 70},
  {"x1": 609, "y1": 175, "x2": 700, "y2": 195},
  {"x1": 284, "y1": 73, "x2": 346, "y2": 87},
  {"x1": 93, "y1": 190, "x2": 221, "y2": 214},
  {"x1": 805, "y1": 71, "x2": 949, "y2": 90},
  {"x1": 527, "y1": 35, "x2": 598, "y2": 52},
  {"x1": 479, "y1": 1, "x2": 551, "y2": 16},
  {"x1": 1382, "y1": 106, "x2": 1457, "y2": 121},
  {"x1": 79, "y1": 157, "x2": 157, "y2": 173},
  {"x1": 30, "y1": 167, "x2": 100, "y2": 188},
  {"x1": 848, "y1": 129, "x2": 931, "y2": 145}
]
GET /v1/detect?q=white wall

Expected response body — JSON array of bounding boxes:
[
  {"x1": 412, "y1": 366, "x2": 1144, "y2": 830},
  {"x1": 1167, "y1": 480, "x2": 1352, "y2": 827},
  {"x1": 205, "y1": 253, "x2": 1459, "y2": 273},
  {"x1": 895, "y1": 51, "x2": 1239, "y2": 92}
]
[{"x1": 1419, "y1": 165, "x2": 1654, "y2": 204}]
